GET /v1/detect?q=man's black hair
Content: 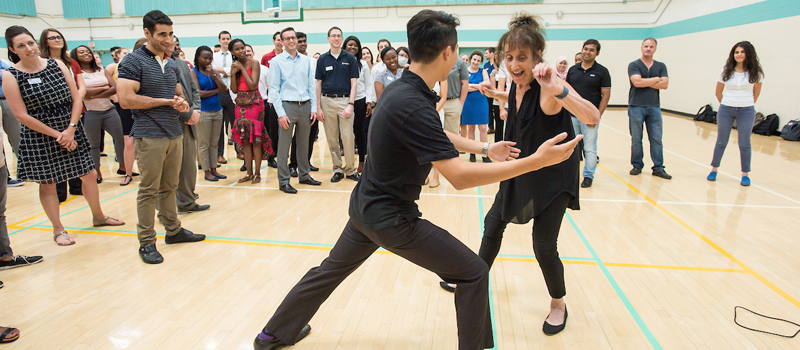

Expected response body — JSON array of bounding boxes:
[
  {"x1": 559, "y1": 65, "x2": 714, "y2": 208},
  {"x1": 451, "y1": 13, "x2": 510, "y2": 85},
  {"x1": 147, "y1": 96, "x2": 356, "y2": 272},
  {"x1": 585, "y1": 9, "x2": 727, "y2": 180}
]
[
  {"x1": 406, "y1": 10, "x2": 459, "y2": 64},
  {"x1": 273, "y1": 31, "x2": 281, "y2": 41},
  {"x1": 214, "y1": 44, "x2": 221, "y2": 48},
  {"x1": 583, "y1": 39, "x2": 601, "y2": 54},
  {"x1": 297, "y1": 32, "x2": 307, "y2": 40},
  {"x1": 143, "y1": 10, "x2": 172, "y2": 34}
]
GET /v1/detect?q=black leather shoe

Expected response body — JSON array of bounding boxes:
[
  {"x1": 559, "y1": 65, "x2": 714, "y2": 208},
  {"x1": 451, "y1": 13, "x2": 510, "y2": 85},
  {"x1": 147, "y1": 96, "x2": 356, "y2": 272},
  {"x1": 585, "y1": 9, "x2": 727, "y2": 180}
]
[
  {"x1": 267, "y1": 159, "x2": 278, "y2": 168},
  {"x1": 331, "y1": 173, "x2": 344, "y2": 182},
  {"x1": 215, "y1": 174, "x2": 227, "y2": 180},
  {"x1": 290, "y1": 168, "x2": 298, "y2": 178},
  {"x1": 469, "y1": 154, "x2": 476, "y2": 162},
  {"x1": 299, "y1": 177, "x2": 321, "y2": 186},
  {"x1": 139, "y1": 244, "x2": 164, "y2": 264},
  {"x1": 279, "y1": 184, "x2": 298, "y2": 194},
  {"x1": 204, "y1": 176, "x2": 219, "y2": 182},
  {"x1": 580, "y1": 178, "x2": 593, "y2": 188},
  {"x1": 240, "y1": 164, "x2": 247, "y2": 172},
  {"x1": 253, "y1": 324, "x2": 311, "y2": 350},
  {"x1": 439, "y1": 281, "x2": 455, "y2": 293},
  {"x1": 346, "y1": 173, "x2": 360, "y2": 181},
  {"x1": 653, "y1": 169, "x2": 673, "y2": 180},
  {"x1": 629, "y1": 167, "x2": 642, "y2": 175},
  {"x1": 180, "y1": 204, "x2": 210, "y2": 213},
  {"x1": 309, "y1": 165, "x2": 319, "y2": 172},
  {"x1": 164, "y1": 228, "x2": 206, "y2": 244},
  {"x1": 543, "y1": 306, "x2": 568, "y2": 335}
]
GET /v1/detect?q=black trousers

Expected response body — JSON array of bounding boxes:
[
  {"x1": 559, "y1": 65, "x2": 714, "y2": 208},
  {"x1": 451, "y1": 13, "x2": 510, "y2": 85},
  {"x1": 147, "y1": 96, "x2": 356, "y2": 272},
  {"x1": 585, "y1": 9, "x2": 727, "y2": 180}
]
[
  {"x1": 218, "y1": 91, "x2": 236, "y2": 157},
  {"x1": 490, "y1": 105, "x2": 503, "y2": 142},
  {"x1": 479, "y1": 192, "x2": 571, "y2": 299},
  {"x1": 487, "y1": 97, "x2": 495, "y2": 130},
  {"x1": 289, "y1": 112, "x2": 319, "y2": 168},
  {"x1": 56, "y1": 178, "x2": 83, "y2": 202},
  {"x1": 352, "y1": 98, "x2": 368, "y2": 163},
  {"x1": 264, "y1": 217, "x2": 495, "y2": 350},
  {"x1": 268, "y1": 104, "x2": 280, "y2": 160}
]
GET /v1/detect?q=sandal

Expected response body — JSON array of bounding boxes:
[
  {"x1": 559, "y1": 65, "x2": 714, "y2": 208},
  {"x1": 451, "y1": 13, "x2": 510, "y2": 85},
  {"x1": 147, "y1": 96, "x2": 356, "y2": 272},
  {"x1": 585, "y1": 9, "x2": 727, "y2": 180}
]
[
  {"x1": 0, "y1": 326, "x2": 20, "y2": 343},
  {"x1": 120, "y1": 175, "x2": 132, "y2": 186},
  {"x1": 92, "y1": 216, "x2": 125, "y2": 227},
  {"x1": 251, "y1": 174, "x2": 261, "y2": 184},
  {"x1": 238, "y1": 174, "x2": 253, "y2": 183},
  {"x1": 54, "y1": 231, "x2": 75, "y2": 246}
]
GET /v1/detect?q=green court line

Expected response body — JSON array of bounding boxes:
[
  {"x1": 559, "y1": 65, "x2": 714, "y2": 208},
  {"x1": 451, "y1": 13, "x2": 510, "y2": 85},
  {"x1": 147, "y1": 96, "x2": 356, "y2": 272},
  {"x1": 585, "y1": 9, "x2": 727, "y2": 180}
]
[
  {"x1": 9, "y1": 187, "x2": 140, "y2": 236},
  {"x1": 565, "y1": 212, "x2": 662, "y2": 350}
]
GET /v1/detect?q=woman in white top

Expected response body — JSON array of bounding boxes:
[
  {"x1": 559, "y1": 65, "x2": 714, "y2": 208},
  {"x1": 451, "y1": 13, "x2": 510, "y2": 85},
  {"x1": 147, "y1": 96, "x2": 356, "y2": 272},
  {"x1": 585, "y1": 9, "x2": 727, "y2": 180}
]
[
  {"x1": 71, "y1": 45, "x2": 125, "y2": 184},
  {"x1": 343, "y1": 36, "x2": 376, "y2": 173},
  {"x1": 708, "y1": 41, "x2": 763, "y2": 186}
]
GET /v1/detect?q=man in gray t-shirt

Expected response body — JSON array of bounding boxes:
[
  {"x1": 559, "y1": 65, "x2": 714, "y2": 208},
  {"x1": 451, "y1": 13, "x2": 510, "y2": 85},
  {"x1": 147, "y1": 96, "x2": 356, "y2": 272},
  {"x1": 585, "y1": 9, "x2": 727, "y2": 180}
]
[
  {"x1": 442, "y1": 58, "x2": 469, "y2": 134},
  {"x1": 627, "y1": 37, "x2": 672, "y2": 180}
]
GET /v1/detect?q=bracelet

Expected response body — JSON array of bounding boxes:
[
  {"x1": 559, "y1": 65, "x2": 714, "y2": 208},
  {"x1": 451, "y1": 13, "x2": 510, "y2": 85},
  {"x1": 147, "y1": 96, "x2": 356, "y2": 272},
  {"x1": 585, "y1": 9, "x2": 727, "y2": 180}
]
[
  {"x1": 348, "y1": 102, "x2": 355, "y2": 106},
  {"x1": 481, "y1": 142, "x2": 490, "y2": 158},
  {"x1": 555, "y1": 86, "x2": 569, "y2": 99}
]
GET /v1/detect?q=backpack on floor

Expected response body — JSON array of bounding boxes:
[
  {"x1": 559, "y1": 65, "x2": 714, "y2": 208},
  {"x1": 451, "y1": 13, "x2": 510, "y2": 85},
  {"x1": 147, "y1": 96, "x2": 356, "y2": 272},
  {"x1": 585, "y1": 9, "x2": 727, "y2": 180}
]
[
  {"x1": 753, "y1": 113, "x2": 780, "y2": 136},
  {"x1": 694, "y1": 104, "x2": 716, "y2": 123},
  {"x1": 780, "y1": 119, "x2": 800, "y2": 141}
]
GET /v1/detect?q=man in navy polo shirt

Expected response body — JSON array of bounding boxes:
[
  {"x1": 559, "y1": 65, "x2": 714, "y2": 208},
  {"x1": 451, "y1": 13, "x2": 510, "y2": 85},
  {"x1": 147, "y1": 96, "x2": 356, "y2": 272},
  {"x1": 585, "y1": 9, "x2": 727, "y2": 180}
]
[
  {"x1": 117, "y1": 10, "x2": 206, "y2": 264},
  {"x1": 566, "y1": 39, "x2": 611, "y2": 188},
  {"x1": 315, "y1": 27, "x2": 360, "y2": 182}
]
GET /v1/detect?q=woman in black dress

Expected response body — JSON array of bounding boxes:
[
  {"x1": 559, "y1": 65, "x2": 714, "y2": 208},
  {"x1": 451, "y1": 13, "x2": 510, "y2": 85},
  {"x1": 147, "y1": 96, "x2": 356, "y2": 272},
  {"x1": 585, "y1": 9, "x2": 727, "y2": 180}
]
[
  {"x1": 439, "y1": 13, "x2": 600, "y2": 335},
  {"x1": 2, "y1": 26, "x2": 124, "y2": 246}
]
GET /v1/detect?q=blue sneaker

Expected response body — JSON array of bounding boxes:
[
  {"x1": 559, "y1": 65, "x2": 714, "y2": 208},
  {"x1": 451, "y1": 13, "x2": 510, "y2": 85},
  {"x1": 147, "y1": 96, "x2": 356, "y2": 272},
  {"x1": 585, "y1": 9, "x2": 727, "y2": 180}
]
[
  {"x1": 707, "y1": 171, "x2": 717, "y2": 181},
  {"x1": 741, "y1": 176, "x2": 750, "y2": 186},
  {"x1": 7, "y1": 178, "x2": 24, "y2": 187}
]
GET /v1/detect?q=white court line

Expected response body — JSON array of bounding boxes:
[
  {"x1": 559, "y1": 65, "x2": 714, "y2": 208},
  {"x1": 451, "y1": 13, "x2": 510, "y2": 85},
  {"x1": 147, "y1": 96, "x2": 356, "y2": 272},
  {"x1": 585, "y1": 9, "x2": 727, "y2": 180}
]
[
  {"x1": 601, "y1": 122, "x2": 800, "y2": 205},
  {"x1": 100, "y1": 179, "x2": 800, "y2": 209}
]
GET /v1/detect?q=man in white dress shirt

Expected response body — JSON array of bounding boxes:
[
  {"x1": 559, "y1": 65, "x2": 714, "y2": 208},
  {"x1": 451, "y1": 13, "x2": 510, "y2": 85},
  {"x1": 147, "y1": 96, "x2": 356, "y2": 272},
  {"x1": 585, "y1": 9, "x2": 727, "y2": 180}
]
[{"x1": 211, "y1": 30, "x2": 235, "y2": 165}]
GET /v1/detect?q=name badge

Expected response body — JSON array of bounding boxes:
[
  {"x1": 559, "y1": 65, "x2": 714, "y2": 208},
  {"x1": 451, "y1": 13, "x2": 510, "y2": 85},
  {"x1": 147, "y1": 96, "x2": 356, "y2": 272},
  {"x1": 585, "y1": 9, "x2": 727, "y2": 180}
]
[
  {"x1": 325, "y1": 66, "x2": 333, "y2": 71},
  {"x1": 387, "y1": 76, "x2": 394, "y2": 81},
  {"x1": 27, "y1": 78, "x2": 42, "y2": 85}
]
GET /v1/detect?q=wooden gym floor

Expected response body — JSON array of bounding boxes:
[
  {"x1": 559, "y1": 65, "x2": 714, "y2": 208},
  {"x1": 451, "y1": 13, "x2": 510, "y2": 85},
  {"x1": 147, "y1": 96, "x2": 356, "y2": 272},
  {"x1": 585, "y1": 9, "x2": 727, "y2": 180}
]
[{"x1": 1, "y1": 107, "x2": 799, "y2": 349}]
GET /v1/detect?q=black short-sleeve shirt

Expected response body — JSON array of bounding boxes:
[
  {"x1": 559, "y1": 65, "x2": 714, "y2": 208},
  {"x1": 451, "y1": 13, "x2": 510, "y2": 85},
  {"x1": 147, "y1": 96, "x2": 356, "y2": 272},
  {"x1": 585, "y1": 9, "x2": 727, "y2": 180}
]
[
  {"x1": 118, "y1": 46, "x2": 183, "y2": 138},
  {"x1": 315, "y1": 50, "x2": 360, "y2": 95},
  {"x1": 349, "y1": 70, "x2": 459, "y2": 230},
  {"x1": 628, "y1": 59, "x2": 668, "y2": 107},
  {"x1": 566, "y1": 61, "x2": 611, "y2": 109}
]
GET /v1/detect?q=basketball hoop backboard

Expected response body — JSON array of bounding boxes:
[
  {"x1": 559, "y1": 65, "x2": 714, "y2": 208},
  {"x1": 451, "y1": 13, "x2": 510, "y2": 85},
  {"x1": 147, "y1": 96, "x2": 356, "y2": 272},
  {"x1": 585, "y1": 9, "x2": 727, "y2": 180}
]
[{"x1": 242, "y1": 0, "x2": 303, "y2": 24}]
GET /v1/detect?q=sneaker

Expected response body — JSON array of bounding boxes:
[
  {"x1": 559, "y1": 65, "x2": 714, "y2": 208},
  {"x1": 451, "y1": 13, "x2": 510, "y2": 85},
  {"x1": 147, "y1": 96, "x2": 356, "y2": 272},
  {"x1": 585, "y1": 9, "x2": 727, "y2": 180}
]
[
  {"x1": 7, "y1": 178, "x2": 24, "y2": 187},
  {"x1": 652, "y1": 169, "x2": 672, "y2": 180},
  {"x1": 707, "y1": 171, "x2": 717, "y2": 181},
  {"x1": 629, "y1": 167, "x2": 642, "y2": 176},
  {"x1": 580, "y1": 178, "x2": 593, "y2": 188},
  {"x1": 741, "y1": 176, "x2": 751, "y2": 186},
  {"x1": 0, "y1": 255, "x2": 44, "y2": 270}
]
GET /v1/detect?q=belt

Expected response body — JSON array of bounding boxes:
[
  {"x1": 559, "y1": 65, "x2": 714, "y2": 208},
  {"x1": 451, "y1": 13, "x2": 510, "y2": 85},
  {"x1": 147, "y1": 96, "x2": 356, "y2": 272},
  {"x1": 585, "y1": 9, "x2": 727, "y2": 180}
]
[
  {"x1": 446, "y1": 96, "x2": 459, "y2": 100},
  {"x1": 283, "y1": 100, "x2": 309, "y2": 105},
  {"x1": 322, "y1": 93, "x2": 349, "y2": 98}
]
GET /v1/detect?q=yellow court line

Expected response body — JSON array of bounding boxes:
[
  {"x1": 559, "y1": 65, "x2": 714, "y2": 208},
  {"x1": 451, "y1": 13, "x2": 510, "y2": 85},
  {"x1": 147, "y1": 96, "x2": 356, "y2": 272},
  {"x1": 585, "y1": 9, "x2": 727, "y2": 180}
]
[
  {"x1": 10, "y1": 195, "x2": 79, "y2": 227},
  {"x1": 12, "y1": 225, "x2": 745, "y2": 273},
  {"x1": 599, "y1": 163, "x2": 800, "y2": 309}
]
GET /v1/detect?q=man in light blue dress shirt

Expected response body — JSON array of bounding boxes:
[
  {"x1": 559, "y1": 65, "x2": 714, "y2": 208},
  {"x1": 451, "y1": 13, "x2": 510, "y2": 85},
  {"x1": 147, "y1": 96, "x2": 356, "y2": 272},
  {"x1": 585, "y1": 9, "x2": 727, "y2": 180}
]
[{"x1": 269, "y1": 27, "x2": 321, "y2": 194}]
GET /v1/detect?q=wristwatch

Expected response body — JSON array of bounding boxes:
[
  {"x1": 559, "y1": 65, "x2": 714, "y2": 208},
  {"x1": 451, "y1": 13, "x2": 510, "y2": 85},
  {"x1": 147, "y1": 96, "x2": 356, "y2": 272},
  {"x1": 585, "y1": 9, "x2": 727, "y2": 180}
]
[
  {"x1": 481, "y1": 142, "x2": 490, "y2": 158},
  {"x1": 69, "y1": 123, "x2": 78, "y2": 128}
]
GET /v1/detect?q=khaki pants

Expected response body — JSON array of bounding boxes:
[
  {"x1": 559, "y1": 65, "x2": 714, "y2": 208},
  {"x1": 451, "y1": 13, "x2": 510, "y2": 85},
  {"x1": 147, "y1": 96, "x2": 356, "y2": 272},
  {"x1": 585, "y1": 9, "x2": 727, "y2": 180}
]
[
  {"x1": 321, "y1": 96, "x2": 356, "y2": 176},
  {"x1": 442, "y1": 99, "x2": 463, "y2": 135},
  {"x1": 135, "y1": 136, "x2": 183, "y2": 246}
]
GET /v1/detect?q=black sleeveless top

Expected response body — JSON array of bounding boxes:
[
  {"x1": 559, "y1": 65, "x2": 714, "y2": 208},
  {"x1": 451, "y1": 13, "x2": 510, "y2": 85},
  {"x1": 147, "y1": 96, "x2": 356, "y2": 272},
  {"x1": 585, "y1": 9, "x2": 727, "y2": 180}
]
[{"x1": 493, "y1": 80, "x2": 580, "y2": 224}]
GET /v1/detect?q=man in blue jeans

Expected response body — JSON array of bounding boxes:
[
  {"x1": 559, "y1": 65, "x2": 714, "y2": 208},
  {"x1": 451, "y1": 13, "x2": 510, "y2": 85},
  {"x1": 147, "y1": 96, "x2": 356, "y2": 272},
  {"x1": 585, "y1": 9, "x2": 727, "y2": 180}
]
[
  {"x1": 567, "y1": 39, "x2": 611, "y2": 188},
  {"x1": 627, "y1": 37, "x2": 671, "y2": 179}
]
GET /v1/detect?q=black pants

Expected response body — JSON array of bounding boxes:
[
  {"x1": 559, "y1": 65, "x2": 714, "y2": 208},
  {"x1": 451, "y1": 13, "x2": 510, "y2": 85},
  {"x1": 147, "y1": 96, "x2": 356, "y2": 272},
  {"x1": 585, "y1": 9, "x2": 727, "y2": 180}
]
[
  {"x1": 268, "y1": 104, "x2": 280, "y2": 160},
  {"x1": 490, "y1": 105, "x2": 503, "y2": 142},
  {"x1": 352, "y1": 98, "x2": 368, "y2": 163},
  {"x1": 56, "y1": 178, "x2": 83, "y2": 202},
  {"x1": 487, "y1": 97, "x2": 495, "y2": 130},
  {"x1": 289, "y1": 109, "x2": 318, "y2": 168},
  {"x1": 218, "y1": 91, "x2": 236, "y2": 157},
  {"x1": 478, "y1": 192, "x2": 570, "y2": 299},
  {"x1": 264, "y1": 217, "x2": 494, "y2": 350}
]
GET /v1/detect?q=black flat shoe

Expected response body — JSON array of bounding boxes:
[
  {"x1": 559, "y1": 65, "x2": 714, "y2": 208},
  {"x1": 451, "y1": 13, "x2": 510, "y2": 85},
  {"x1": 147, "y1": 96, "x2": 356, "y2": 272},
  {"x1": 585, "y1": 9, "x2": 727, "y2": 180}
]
[
  {"x1": 299, "y1": 177, "x2": 321, "y2": 186},
  {"x1": 253, "y1": 324, "x2": 311, "y2": 350},
  {"x1": 629, "y1": 167, "x2": 642, "y2": 176},
  {"x1": 290, "y1": 168, "x2": 298, "y2": 178},
  {"x1": 439, "y1": 281, "x2": 455, "y2": 293},
  {"x1": 580, "y1": 178, "x2": 593, "y2": 188},
  {"x1": 310, "y1": 165, "x2": 319, "y2": 172},
  {"x1": 280, "y1": 184, "x2": 298, "y2": 194},
  {"x1": 331, "y1": 173, "x2": 344, "y2": 182},
  {"x1": 180, "y1": 204, "x2": 210, "y2": 213},
  {"x1": 240, "y1": 164, "x2": 247, "y2": 172},
  {"x1": 164, "y1": 228, "x2": 206, "y2": 244},
  {"x1": 139, "y1": 243, "x2": 164, "y2": 264},
  {"x1": 215, "y1": 174, "x2": 227, "y2": 180},
  {"x1": 204, "y1": 176, "x2": 219, "y2": 182},
  {"x1": 268, "y1": 159, "x2": 278, "y2": 168},
  {"x1": 346, "y1": 173, "x2": 360, "y2": 181},
  {"x1": 542, "y1": 306, "x2": 567, "y2": 336}
]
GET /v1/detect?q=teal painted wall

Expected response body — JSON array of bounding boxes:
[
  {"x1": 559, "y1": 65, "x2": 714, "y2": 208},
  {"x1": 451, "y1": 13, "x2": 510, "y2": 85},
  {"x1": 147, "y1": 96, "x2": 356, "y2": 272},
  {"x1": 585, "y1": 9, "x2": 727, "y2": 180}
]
[
  {"x1": 62, "y1": 0, "x2": 111, "y2": 19},
  {"x1": 0, "y1": 0, "x2": 36, "y2": 17}
]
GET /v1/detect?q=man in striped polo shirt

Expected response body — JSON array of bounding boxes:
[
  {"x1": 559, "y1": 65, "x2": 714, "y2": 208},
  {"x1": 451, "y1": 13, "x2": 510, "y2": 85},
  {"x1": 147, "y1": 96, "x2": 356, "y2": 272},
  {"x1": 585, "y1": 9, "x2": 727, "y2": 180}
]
[{"x1": 117, "y1": 10, "x2": 206, "y2": 265}]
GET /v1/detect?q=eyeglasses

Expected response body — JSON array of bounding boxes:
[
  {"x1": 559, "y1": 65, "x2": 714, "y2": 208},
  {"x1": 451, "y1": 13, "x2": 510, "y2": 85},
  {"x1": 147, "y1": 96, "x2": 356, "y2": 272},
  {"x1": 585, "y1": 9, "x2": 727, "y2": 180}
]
[{"x1": 47, "y1": 35, "x2": 63, "y2": 41}]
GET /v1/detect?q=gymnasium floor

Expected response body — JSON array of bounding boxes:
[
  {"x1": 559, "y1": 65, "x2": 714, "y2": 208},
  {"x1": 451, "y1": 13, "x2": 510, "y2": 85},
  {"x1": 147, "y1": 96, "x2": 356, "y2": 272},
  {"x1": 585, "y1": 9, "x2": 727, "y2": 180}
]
[{"x1": 2, "y1": 108, "x2": 799, "y2": 349}]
